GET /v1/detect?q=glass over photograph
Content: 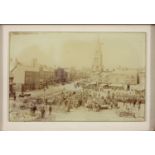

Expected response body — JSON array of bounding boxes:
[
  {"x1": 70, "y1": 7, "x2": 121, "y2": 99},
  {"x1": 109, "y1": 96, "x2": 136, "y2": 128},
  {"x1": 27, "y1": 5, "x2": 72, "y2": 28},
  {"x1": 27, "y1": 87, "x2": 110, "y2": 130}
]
[{"x1": 9, "y1": 32, "x2": 146, "y2": 122}]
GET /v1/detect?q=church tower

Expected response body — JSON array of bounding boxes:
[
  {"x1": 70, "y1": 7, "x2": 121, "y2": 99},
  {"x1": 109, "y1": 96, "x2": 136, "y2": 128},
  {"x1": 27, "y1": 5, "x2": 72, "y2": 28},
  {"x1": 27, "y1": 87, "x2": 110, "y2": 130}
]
[{"x1": 92, "y1": 39, "x2": 103, "y2": 73}]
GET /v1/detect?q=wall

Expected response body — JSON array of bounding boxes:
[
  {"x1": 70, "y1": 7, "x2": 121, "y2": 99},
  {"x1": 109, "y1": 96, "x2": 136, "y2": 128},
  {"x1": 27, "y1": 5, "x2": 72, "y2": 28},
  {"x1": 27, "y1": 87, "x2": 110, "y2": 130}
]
[
  {"x1": 0, "y1": 25, "x2": 3, "y2": 130},
  {"x1": 150, "y1": 25, "x2": 155, "y2": 130}
]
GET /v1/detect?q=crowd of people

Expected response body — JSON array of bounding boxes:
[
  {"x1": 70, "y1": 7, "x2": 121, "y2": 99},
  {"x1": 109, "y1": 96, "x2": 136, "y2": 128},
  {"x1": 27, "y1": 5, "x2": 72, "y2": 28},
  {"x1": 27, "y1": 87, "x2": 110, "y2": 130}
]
[
  {"x1": 10, "y1": 81, "x2": 145, "y2": 121},
  {"x1": 31, "y1": 83, "x2": 145, "y2": 119}
]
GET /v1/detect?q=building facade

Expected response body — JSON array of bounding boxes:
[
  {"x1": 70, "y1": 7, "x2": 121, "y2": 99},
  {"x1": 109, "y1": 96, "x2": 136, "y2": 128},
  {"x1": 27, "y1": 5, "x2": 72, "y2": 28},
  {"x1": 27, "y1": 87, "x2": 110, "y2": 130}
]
[{"x1": 54, "y1": 68, "x2": 68, "y2": 83}]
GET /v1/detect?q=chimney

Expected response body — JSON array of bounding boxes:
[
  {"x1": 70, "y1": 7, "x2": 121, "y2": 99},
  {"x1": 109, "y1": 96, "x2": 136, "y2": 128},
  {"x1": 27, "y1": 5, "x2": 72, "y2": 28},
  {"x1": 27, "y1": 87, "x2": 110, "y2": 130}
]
[{"x1": 32, "y1": 58, "x2": 38, "y2": 67}]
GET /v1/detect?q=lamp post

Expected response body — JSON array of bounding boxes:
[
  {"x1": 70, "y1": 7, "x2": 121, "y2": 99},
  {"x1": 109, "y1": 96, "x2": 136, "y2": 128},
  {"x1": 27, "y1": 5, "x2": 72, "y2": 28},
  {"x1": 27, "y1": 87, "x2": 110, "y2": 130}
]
[
  {"x1": 40, "y1": 80, "x2": 47, "y2": 104},
  {"x1": 43, "y1": 86, "x2": 46, "y2": 104}
]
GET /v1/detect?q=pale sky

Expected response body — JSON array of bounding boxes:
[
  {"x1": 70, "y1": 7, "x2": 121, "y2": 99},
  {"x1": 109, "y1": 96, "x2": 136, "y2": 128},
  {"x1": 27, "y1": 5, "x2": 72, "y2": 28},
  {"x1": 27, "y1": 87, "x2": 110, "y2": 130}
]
[{"x1": 9, "y1": 32, "x2": 146, "y2": 69}]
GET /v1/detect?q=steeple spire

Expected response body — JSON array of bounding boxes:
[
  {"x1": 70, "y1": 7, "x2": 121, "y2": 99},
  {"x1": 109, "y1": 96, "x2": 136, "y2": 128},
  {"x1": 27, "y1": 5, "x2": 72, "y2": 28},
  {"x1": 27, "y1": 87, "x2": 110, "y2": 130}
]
[{"x1": 92, "y1": 38, "x2": 103, "y2": 73}]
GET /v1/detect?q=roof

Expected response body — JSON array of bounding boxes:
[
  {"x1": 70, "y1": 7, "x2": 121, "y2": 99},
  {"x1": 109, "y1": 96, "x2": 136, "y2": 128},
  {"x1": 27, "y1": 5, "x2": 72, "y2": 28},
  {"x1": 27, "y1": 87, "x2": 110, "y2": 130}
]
[
  {"x1": 131, "y1": 84, "x2": 145, "y2": 91},
  {"x1": 110, "y1": 84, "x2": 123, "y2": 87},
  {"x1": 11, "y1": 63, "x2": 51, "y2": 84},
  {"x1": 113, "y1": 69, "x2": 138, "y2": 75},
  {"x1": 11, "y1": 65, "x2": 38, "y2": 83}
]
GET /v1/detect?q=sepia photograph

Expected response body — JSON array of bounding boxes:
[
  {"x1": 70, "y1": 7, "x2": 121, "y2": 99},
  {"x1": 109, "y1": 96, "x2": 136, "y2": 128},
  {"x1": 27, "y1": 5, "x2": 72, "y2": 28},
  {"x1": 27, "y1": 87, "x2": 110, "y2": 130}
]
[{"x1": 9, "y1": 31, "x2": 146, "y2": 122}]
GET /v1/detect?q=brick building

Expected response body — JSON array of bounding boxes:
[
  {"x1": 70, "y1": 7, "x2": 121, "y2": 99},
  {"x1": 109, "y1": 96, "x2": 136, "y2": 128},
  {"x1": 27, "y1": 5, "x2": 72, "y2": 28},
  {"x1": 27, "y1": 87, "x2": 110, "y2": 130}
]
[
  {"x1": 10, "y1": 60, "x2": 54, "y2": 92},
  {"x1": 54, "y1": 68, "x2": 68, "y2": 83},
  {"x1": 24, "y1": 69, "x2": 53, "y2": 90}
]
